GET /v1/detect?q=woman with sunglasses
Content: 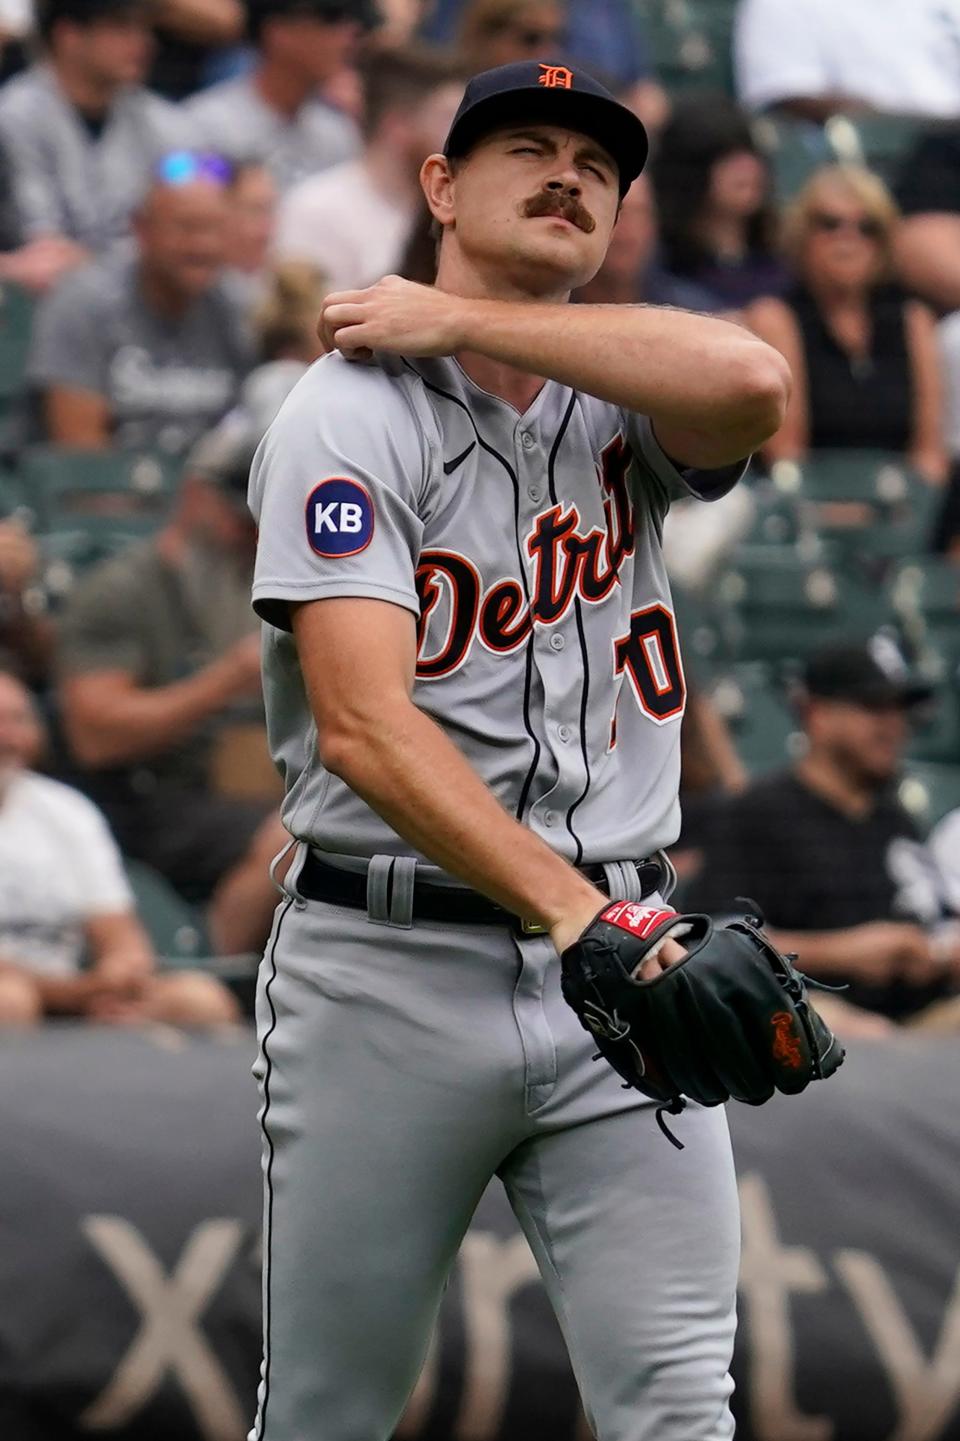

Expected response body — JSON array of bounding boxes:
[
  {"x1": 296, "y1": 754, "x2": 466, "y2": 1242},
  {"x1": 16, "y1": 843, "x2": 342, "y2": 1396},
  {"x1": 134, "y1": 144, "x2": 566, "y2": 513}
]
[{"x1": 745, "y1": 164, "x2": 947, "y2": 484}]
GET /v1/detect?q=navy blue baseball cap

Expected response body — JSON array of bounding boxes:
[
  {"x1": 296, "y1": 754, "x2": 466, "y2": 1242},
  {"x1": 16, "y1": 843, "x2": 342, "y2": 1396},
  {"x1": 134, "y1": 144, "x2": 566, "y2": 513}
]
[{"x1": 443, "y1": 60, "x2": 648, "y2": 198}]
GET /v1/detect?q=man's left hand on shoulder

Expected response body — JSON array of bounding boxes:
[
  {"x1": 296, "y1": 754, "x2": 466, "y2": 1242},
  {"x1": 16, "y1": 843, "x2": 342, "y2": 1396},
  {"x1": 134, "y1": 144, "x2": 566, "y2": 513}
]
[{"x1": 319, "y1": 276, "x2": 467, "y2": 362}]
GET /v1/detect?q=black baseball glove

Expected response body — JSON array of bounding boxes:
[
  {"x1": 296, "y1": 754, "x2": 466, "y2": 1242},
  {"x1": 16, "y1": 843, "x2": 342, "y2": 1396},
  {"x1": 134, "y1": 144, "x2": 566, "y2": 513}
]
[{"x1": 560, "y1": 899, "x2": 844, "y2": 1146}]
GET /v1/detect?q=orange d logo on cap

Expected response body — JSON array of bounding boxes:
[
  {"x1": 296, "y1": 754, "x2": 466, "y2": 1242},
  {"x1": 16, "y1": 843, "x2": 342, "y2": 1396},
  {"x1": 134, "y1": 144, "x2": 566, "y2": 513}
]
[{"x1": 538, "y1": 63, "x2": 573, "y2": 89}]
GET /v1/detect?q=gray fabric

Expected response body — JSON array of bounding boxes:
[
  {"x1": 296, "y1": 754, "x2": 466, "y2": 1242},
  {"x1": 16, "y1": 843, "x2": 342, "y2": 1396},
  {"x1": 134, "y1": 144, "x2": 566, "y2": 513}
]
[
  {"x1": 0, "y1": 64, "x2": 199, "y2": 250},
  {"x1": 28, "y1": 251, "x2": 255, "y2": 457},
  {"x1": 250, "y1": 886, "x2": 740, "y2": 1441},
  {"x1": 185, "y1": 74, "x2": 359, "y2": 192},
  {"x1": 250, "y1": 352, "x2": 746, "y2": 868}
]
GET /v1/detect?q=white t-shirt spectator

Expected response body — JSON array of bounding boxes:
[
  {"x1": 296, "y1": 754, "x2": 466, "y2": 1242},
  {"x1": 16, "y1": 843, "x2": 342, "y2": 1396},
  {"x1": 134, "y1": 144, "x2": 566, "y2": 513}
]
[
  {"x1": 735, "y1": 0, "x2": 960, "y2": 117},
  {"x1": 0, "y1": 771, "x2": 133, "y2": 977},
  {"x1": 273, "y1": 158, "x2": 414, "y2": 290}
]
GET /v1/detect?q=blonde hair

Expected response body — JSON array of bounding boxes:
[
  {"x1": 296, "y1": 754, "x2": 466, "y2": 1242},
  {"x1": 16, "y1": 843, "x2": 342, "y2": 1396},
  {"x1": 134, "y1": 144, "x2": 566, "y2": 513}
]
[
  {"x1": 253, "y1": 261, "x2": 328, "y2": 363},
  {"x1": 782, "y1": 164, "x2": 900, "y2": 279}
]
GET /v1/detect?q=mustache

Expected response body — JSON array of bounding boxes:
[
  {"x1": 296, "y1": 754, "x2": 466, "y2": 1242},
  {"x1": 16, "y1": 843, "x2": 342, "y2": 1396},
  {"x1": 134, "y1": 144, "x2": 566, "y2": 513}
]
[{"x1": 522, "y1": 189, "x2": 596, "y2": 234}]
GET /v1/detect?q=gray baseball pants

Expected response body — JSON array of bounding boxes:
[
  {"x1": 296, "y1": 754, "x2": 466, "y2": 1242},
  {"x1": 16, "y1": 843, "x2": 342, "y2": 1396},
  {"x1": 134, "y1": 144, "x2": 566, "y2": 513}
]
[{"x1": 249, "y1": 848, "x2": 740, "y2": 1441}]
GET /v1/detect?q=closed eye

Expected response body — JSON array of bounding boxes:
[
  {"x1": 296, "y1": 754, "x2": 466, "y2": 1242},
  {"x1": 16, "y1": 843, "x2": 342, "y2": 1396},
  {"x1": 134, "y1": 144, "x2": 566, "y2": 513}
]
[{"x1": 511, "y1": 145, "x2": 542, "y2": 156}]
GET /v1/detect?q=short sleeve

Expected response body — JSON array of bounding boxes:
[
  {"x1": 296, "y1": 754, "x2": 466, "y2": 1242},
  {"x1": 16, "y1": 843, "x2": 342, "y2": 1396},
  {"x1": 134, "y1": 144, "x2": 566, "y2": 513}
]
[
  {"x1": 54, "y1": 785, "x2": 134, "y2": 916},
  {"x1": 624, "y1": 412, "x2": 749, "y2": 514},
  {"x1": 734, "y1": 0, "x2": 826, "y2": 111},
  {"x1": 27, "y1": 267, "x2": 110, "y2": 394},
  {"x1": 250, "y1": 356, "x2": 428, "y2": 632}
]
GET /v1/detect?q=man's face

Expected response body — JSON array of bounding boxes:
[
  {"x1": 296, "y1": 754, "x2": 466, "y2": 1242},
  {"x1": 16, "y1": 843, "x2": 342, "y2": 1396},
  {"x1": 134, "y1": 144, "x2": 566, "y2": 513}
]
[
  {"x1": 435, "y1": 123, "x2": 621, "y2": 295},
  {"x1": 597, "y1": 173, "x2": 656, "y2": 285},
  {"x1": 0, "y1": 674, "x2": 42, "y2": 780},
  {"x1": 807, "y1": 697, "x2": 909, "y2": 787},
  {"x1": 136, "y1": 180, "x2": 230, "y2": 298},
  {"x1": 265, "y1": 14, "x2": 361, "y2": 84},
  {"x1": 67, "y1": 13, "x2": 154, "y2": 90}
]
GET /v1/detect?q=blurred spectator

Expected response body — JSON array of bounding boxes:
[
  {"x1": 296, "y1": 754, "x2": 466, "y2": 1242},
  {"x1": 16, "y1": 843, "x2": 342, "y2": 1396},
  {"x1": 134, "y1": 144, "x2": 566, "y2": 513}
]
[
  {"x1": 652, "y1": 96, "x2": 788, "y2": 309},
  {"x1": 456, "y1": 0, "x2": 565, "y2": 69},
  {"x1": 253, "y1": 260, "x2": 327, "y2": 360},
  {"x1": 0, "y1": 522, "x2": 54, "y2": 686},
  {"x1": 149, "y1": 0, "x2": 245, "y2": 99},
  {"x1": 0, "y1": 0, "x2": 198, "y2": 260},
  {"x1": 0, "y1": 668, "x2": 239, "y2": 1027},
  {"x1": 734, "y1": 0, "x2": 960, "y2": 121},
  {"x1": 688, "y1": 640, "x2": 960, "y2": 1035},
  {"x1": 27, "y1": 163, "x2": 255, "y2": 457},
  {"x1": 745, "y1": 165, "x2": 947, "y2": 484},
  {"x1": 274, "y1": 46, "x2": 463, "y2": 290},
  {"x1": 186, "y1": 0, "x2": 370, "y2": 191},
  {"x1": 56, "y1": 409, "x2": 277, "y2": 926},
  {"x1": 895, "y1": 124, "x2": 960, "y2": 314},
  {"x1": 576, "y1": 173, "x2": 722, "y2": 311},
  {"x1": 423, "y1": 0, "x2": 668, "y2": 134},
  {"x1": 225, "y1": 159, "x2": 278, "y2": 289}
]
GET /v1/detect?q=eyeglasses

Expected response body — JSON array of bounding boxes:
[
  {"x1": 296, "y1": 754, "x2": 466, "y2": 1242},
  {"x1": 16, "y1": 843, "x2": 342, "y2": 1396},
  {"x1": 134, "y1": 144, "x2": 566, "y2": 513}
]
[
  {"x1": 155, "y1": 151, "x2": 234, "y2": 188},
  {"x1": 809, "y1": 210, "x2": 883, "y2": 239}
]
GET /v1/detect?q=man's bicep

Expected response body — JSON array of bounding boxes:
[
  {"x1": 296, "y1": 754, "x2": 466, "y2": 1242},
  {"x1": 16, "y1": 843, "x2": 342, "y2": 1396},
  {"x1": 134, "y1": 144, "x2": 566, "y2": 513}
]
[{"x1": 291, "y1": 597, "x2": 418, "y2": 740}]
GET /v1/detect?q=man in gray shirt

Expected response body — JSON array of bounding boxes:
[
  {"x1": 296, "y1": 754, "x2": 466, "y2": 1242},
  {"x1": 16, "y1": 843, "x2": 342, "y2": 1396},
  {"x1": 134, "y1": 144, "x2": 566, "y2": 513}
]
[
  {"x1": 186, "y1": 0, "x2": 370, "y2": 192},
  {"x1": 0, "y1": 0, "x2": 198, "y2": 258},
  {"x1": 28, "y1": 166, "x2": 255, "y2": 456}
]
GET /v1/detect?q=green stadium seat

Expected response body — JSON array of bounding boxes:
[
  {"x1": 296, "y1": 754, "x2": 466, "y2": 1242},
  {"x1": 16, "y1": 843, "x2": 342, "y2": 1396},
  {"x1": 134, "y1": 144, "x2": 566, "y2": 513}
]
[
  {"x1": 824, "y1": 113, "x2": 928, "y2": 186},
  {"x1": 710, "y1": 661, "x2": 802, "y2": 773},
  {"x1": 770, "y1": 453, "x2": 940, "y2": 573},
  {"x1": 717, "y1": 544, "x2": 892, "y2": 663},
  {"x1": 123, "y1": 859, "x2": 209, "y2": 963},
  {"x1": 899, "y1": 764, "x2": 960, "y2": 830},
  {"x1": 752, "y1": 114, "x2": 831, "y2": 203},
  {"x1": 638, "y1": 0, "x2": 731, "y2": 94},
  {"x1": 0, "y1": 283, "x2": 34, "y2": 408},
  {"x1": 17, "y1": 446, "x2": 179, "y2": 532},
  {"x1": 36, "y1": 525, "x2": 151, "y2": 607},
  {"x1": 890, "y1": 558, "x2": 960, "y2": 676}
]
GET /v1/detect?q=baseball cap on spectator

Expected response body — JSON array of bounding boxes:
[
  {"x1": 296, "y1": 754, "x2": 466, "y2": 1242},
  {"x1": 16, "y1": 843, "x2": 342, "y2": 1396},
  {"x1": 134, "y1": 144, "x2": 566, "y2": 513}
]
[
  {"x1": 443, "y1": 60, "x2": 649, "y2": 197},
  {"x1": 246, "y1": 0, "x2": 381, "y2": 37},
  {"x1": 801, "y1": 639, "x2": 934, "y2": 710}
]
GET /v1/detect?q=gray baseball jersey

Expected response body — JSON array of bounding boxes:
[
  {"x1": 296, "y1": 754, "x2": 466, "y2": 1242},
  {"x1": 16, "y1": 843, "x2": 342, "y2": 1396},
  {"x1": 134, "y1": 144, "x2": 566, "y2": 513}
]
[
  {"x1": 250, "y1": 351, "x2": 743, "y2": 868},
  {"x1": 248, "y1": 346, "x2": 746, "y2": 1441},
  {"x1": 186, "y1": 75, "x2": 359, "y2": 192},
  {"x1": 0, "y1": 64, "x2": 199, "y2": 251}
]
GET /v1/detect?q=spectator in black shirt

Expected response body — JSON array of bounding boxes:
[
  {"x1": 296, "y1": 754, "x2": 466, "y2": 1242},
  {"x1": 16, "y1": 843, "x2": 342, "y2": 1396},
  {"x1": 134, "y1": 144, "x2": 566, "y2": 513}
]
[
  {"x1": 895, "y1": 124, "x2": 960, "y2": 315},
  {"x1": 688, "y1": 640, "x2": 960, "y2": 1035},
  {"x1": 746, "y1": 164, "x2": 947, "y2": 485}
]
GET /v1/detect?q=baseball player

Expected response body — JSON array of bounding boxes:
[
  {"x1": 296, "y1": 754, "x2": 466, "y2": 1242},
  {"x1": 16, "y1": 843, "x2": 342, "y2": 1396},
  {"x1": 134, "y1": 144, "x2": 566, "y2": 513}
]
[{"x1": 248, "y1": 61, "x2": 791, "y2": 1441}]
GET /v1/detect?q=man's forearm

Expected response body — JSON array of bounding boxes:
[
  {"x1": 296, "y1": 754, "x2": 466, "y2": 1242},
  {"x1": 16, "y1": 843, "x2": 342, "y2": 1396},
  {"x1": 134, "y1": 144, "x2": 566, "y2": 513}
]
[
  {"x1": 767, "y1": 927, "x2": 863, "y2": 976},
  {"x1": 456, "y1": 299, "x2": 790, "y2": 443},
  {"x1": 323, "y1": 700, "x2": 603, "y2": 934},
  {"x1": 65, "y1": 656, "x2": 245, "y2": 768}
]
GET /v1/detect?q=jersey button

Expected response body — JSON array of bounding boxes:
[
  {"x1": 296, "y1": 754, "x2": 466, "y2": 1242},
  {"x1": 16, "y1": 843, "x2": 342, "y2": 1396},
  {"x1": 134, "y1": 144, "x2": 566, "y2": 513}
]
[
  {"x1": 549, "y1": 633, "x2": 565, "y2": 651},
  {"x1": 544, "y1": 810, "x2": 557, "y2": 827},
  {"x1": 521, "y1": 431, "x2": 535, "y2": 450},
  {"x1": 557, "y1": 724, "x2": 571, "y2": 743},
  {"x1": 528, "y1": 485, "x2": 542, "y2": 502}
]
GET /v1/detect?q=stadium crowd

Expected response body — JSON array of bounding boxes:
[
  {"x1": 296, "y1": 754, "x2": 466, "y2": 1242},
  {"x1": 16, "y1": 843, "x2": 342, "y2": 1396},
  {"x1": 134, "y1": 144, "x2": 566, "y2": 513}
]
[{"x1": 0, "y1": 0, "x2": 960, "y2": 1041}]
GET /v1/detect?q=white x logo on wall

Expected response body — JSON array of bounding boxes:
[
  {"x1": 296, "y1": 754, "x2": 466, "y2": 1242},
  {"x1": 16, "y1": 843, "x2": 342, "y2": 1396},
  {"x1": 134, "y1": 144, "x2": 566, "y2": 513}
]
[{"x1": 80, "y1": 1216, "x2": 248, "y2": 1440}]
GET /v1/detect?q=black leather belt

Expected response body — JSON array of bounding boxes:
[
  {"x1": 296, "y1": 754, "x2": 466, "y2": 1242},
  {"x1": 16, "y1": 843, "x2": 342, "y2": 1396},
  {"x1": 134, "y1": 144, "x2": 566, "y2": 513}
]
[{"x1": 297, "y1": 849, "x2": 669, "y2": 932}]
